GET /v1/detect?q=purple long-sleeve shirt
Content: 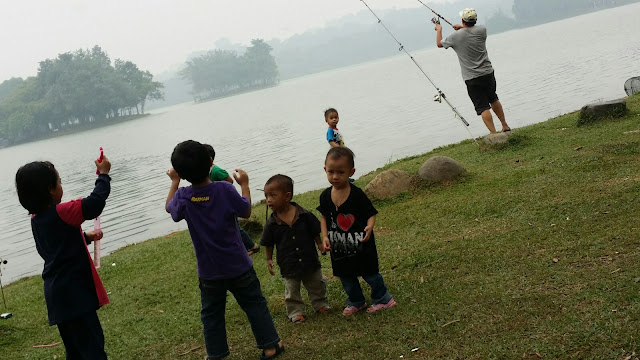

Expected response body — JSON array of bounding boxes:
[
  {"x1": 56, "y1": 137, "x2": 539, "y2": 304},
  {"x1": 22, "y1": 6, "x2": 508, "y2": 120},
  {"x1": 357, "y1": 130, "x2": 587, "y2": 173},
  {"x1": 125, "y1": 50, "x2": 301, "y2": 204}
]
[{"x1": 168, "y1": 181, "x2": 252, "y2": 280}]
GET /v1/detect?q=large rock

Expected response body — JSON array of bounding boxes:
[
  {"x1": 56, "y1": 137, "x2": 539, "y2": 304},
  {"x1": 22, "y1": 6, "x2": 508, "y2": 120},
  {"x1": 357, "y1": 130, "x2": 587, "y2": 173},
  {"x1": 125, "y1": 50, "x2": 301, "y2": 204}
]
[
  {"x1": 579, "y1": 98, "x2": 627, "y2": 126},
  {"x1": 365, "y1": 169, "x2": 413, "y2": 200},
  {"x1": 484, "y1": 131, "x2": 513, "y2": 145},
  {"x1": 418, "y1": 156, "x2": 465, "y2": 183}
]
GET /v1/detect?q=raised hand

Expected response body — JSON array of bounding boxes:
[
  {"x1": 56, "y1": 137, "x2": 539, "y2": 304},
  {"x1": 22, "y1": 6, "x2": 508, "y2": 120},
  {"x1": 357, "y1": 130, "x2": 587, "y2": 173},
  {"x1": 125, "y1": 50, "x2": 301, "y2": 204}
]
[
  {"x1": 95, "y1": 155, "x2": 111, "y2": 175},
  {"x1": 166, "y1": 168, "x2": 180, "y2": 182},
  {"x1": 233, "y1": 169, "x2": 249, "y2": 186}
]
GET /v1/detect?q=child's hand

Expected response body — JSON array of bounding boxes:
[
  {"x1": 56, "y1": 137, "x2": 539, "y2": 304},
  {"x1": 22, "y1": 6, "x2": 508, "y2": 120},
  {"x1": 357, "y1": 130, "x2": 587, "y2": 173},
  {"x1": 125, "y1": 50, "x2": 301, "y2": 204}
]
[
  {"x1": 362, "y1": 225, "x2": 373, "y2": 242},
  {"x1": 267, "y1": 259, "x2": 275, "y2": 275},
  {"x1": 166, "y1": 168, "x2": 180, "y2": 182},
  {"x1": 233, "y1": 169, "x2": 249, "y2": 186},
  {"x1": 322, "y1": 237, "x2": 331, "y2": 252},
  {"x1": 95, "y1": 155, "x2": 111, "y2": 175},
  {"x1": 85, "y1": 230, "x2": 104, "y2": 242},
  {"x1": 317, "y1": 241, "x2": 325, "y2": 253}
]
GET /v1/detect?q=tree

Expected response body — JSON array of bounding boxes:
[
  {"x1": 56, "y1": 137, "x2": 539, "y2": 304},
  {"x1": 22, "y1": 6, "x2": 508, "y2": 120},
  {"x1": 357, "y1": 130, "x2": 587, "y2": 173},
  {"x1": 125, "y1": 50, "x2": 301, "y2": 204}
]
[
  {"x1": 0, "y1": 45, "x2": 164, "y2": 145},
  {"x1": 180, "y1": 39, "x2": 279, "y2": 101}
]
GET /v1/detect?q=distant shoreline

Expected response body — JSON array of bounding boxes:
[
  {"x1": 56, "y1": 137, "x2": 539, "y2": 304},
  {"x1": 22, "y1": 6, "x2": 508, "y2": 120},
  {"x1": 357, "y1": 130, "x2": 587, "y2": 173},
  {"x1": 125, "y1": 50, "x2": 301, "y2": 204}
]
[{"x1": 0, "y1": 114, "x2": 150, "y2": 150}]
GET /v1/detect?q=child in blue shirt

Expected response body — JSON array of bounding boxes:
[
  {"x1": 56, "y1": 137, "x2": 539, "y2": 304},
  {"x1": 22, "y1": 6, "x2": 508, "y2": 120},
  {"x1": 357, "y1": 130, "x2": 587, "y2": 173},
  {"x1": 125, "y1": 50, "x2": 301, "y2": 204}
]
[{"x1": 325, "y1": 108, "x2": 344, "y2": 147}]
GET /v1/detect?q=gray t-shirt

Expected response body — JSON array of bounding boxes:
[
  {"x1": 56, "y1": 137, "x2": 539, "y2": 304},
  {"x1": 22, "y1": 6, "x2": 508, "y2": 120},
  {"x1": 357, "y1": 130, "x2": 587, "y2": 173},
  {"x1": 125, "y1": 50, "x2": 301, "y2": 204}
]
[{"x1": 441, "y1": 25, "x2": 494, "y2": 81}]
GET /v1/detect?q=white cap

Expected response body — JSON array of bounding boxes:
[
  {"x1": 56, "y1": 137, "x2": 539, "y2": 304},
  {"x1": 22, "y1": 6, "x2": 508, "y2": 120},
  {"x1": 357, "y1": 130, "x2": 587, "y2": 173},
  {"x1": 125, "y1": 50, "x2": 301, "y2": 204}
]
[{"x1": 459, "y1": 8, "x2": 478, "y2": 22}]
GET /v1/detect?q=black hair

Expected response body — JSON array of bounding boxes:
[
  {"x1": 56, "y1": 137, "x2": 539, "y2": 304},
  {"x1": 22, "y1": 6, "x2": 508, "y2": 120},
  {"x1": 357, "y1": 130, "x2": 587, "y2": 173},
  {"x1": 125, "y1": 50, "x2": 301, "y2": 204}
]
[
  {"x1": 203, "y1": 144, "x2": 216, "y2": 160},
  {"x1": 15, "y1": 161, "x2": 59, "y2": 214},
  {"x1": 171, "y1": 140, "x2": 211, "y2": 184},
  {"x1": 265, "y1": 174, "x2": 294, "y2": 194},
  {"x1": 324, "y1": 108, "x2": 338, "y2": 119},
  {"x1": 325, "y1": 146, "x2": 355, "y2": 168},
  {"x1": 462, "y1": 20, "x2": 476, "y2": 26}
]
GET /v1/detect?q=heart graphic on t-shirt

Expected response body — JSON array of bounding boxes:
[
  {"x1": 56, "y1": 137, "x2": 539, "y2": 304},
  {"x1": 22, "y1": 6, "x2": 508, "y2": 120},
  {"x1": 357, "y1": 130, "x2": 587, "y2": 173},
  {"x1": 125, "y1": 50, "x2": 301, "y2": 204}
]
[{"x1": 337, "y1": 214, "x2": 355, "y2": 231}]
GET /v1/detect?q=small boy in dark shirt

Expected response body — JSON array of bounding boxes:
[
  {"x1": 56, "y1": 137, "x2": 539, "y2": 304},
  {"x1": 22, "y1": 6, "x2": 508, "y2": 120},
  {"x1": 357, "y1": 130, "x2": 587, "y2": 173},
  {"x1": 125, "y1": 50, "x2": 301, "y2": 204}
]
[{"x1": 260, "y1": 174, "x2": 329, "y2": 323}]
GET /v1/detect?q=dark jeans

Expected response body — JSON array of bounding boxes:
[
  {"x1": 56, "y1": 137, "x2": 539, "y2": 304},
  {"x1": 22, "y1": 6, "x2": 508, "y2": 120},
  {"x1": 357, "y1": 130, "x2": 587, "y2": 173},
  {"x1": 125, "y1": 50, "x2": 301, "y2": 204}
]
[
  {"x1": 57, "y1": 311, "x2": 107, "y2": 360},
  {"x1": 339, "y1": 273, "x2": 393, "y2": 307},
  {"x1": 199, "y1": 268, "x2": 280, "y2": 359},
  {"x1": 239, "y1": 227, "x2": 256, "y2": 250}
]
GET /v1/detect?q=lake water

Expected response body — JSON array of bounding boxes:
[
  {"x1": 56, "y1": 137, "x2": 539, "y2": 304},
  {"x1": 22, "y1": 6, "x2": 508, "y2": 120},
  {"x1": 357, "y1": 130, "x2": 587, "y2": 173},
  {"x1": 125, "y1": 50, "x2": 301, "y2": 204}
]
[{"x1": 1, "y1": 4, "x2": 639, "y2": 283}]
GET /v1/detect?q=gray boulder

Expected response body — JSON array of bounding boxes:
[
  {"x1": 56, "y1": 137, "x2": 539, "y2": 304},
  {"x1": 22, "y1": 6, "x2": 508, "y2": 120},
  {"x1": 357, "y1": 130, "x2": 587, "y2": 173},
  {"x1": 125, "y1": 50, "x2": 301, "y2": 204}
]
[
  {"x1": 365, "y1": 169, "x2": 413, "y2": 200},
  {"x1": 484, "y1": 131, "x2": 513, "y2": 145},
  {"x1": 579, "y1": 98, "x2": 627, "y2": 126},
  {"x1": 418, "y1": 156, "x2": 465, "y2": 183}
]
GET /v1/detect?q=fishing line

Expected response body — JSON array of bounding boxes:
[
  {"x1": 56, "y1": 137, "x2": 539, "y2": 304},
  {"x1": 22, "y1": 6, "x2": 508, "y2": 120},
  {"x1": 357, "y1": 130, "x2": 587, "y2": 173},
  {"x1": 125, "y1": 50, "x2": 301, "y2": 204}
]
[
  {"x1": 415, "y1": 0, "x2": 454, "y2": 28},
  {"x1": 359, "y1": 0, "x2": 477, "y2": 142}
]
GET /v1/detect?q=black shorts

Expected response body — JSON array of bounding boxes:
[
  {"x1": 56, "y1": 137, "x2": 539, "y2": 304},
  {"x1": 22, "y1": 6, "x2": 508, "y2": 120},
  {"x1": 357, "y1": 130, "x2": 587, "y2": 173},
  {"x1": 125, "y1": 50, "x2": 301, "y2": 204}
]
[{"x1": 465, "y1": 72, "x2": 499, "y2": 115}]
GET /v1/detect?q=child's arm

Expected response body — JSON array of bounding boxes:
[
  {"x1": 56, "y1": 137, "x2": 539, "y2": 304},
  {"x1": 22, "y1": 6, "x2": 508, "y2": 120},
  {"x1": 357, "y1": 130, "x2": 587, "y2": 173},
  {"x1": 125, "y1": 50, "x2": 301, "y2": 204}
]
[
  {"x1": 165, "y1": 168, "x2": 180, "y2": 213},
  {"x1": 314, "y1": 234, "x2": 325, "y2": 253},
  {"x1": 82, "y1": 156, "x2": 112, "y2": 220},
  {"x1": 320, "y1": 215, "x2": 331, "y2": 251},
  {"x1": 362, "y1": 215, "x2": 376, "y2": 242},
  {"x1": 328, "y1": 141, "x2": 340, "y2": 148},
  {"x1": 265, "y1": 246, "x2": 275, "y2": 275},
  {"x1": 233, "y1": 169, "x2": 251, "y2": 218}
]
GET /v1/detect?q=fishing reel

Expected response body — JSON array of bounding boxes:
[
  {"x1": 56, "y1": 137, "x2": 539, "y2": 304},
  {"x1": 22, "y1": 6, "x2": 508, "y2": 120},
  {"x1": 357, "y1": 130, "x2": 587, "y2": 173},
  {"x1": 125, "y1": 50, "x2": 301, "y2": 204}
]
[
  {"x1": 433, "y1": 93, "x2": 442, "y2": 103},
  {"x1": 431, "y1": 17, "x2": 441, "y2": 25}
]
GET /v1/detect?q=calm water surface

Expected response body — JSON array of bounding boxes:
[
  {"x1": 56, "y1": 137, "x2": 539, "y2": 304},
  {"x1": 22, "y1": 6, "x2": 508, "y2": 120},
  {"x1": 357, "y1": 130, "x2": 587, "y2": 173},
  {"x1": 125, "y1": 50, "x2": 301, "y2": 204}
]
[{"x1": 1, "y1": 4, "x2": 639, "y2": 283}]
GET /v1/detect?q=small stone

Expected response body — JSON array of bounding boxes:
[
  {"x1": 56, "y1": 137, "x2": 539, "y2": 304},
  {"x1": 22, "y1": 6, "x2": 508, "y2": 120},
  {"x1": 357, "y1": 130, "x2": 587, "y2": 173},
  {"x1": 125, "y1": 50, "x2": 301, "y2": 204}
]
[{"x1": 418, "y1": 156, "x2": 465, "y2": 183}]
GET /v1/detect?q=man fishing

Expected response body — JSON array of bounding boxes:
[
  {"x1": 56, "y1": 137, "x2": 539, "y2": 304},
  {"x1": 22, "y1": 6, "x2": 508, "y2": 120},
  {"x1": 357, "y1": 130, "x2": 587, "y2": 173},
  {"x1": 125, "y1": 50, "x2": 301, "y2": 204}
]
[{"x1": 435, "y1": 8, "x2": 511, "y2": 134}]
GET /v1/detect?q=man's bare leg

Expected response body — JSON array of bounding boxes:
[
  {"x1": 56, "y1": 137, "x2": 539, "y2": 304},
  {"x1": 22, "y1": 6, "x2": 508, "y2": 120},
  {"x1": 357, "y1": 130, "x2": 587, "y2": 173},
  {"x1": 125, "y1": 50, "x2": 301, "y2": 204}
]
[
  {"x1": 491, "y1": 100, "x2": 510, "y2": 132},
  {"x1": 481, "y1": 109, "x2": 497, "y2": 134}
]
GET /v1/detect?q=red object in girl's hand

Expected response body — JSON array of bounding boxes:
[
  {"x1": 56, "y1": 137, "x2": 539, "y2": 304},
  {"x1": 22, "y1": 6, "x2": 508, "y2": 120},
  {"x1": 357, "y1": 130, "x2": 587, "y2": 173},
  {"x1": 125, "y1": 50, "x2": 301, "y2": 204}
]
[{"x1": 95, "y1": 147, "x2": 104, "y2": 175}]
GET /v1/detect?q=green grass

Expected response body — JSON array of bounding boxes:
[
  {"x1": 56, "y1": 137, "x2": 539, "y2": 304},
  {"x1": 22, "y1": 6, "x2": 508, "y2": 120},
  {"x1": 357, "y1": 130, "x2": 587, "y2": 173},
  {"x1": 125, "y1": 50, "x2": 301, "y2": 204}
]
[{"x1": 2, "y1": 95, "x2": 640, "y2": 359}]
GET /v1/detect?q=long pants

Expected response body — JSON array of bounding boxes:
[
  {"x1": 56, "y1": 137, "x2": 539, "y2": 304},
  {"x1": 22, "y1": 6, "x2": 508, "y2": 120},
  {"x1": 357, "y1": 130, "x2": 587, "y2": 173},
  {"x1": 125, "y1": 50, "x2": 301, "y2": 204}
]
[
  {"x1": 57, "y1": 311, "x2": 108, "y2": 360},
  {"x1": 284, "y1": 268, "x2": 328, "y2": 319},
  {"x1": 199, "y1": 268, "x2": 280, "y2": 359},
  {"x1": 339, "y1": 273, "x2": 393, "y2": 307}
]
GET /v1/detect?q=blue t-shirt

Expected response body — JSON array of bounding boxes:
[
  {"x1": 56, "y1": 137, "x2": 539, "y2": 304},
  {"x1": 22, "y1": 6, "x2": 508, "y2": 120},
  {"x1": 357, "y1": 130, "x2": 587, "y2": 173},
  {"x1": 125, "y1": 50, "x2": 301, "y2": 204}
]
[
  {"x1": 168, "y1": 181, "x2": 252, "y2": 280},
  {"x1": 326, "y1": 127, "x2": 344, "y2": 146}
]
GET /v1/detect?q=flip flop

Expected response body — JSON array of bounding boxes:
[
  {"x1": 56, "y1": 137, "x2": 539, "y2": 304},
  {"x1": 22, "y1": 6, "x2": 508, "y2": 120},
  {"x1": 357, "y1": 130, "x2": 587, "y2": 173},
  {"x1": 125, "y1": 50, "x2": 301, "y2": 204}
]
[{"x1": 260, "y1": 344, "x2": 285, "y2": 360}]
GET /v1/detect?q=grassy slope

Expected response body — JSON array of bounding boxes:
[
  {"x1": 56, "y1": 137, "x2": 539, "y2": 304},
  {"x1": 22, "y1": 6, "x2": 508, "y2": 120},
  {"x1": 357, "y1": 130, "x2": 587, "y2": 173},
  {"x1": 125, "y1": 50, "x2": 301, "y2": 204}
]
[{"x1": 1, "y1": 95, "x2": 639, "y2": 359}]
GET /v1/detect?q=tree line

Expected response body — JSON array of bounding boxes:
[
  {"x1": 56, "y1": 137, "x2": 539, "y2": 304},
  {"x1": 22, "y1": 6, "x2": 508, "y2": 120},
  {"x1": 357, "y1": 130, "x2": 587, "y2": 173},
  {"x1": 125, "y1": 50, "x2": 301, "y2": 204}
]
[
  {"x1": 488, "y1": 0, "x2": 640, "y2": 32},
  {"x1": 0, "y1": 46, "x2": 163, "y2": 146},
  {"x1": 180, "y1": 39, "x2": 278, "y2": 102}
]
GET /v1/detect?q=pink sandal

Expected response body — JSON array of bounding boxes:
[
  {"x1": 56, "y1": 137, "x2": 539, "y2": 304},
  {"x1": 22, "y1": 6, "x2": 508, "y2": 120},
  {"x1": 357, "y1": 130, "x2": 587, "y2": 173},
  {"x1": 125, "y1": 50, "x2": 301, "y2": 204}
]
[
  {"x1": 342, "y1": 303, "x2": 367, "y2": 316},
  {"x1": 366, "y1": 298, "x2": 397, "y2": 313}
]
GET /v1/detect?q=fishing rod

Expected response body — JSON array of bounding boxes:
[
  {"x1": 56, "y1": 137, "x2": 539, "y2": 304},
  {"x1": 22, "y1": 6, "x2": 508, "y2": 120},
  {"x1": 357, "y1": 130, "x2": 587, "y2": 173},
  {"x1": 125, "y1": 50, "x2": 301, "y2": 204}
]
[
  {"x1": 415, "y1": 0, "x2": 454, "y2": 28},
  {"x1": 359, "y1": 0, "x2": 475, "y2": 139}
]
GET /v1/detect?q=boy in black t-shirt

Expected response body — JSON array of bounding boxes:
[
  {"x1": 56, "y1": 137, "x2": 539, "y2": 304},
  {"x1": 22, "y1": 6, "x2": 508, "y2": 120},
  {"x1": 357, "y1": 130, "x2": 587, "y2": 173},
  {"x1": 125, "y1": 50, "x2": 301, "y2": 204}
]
[
  {"x1": 317, "y1": 147, "x2": 397, "y2": 316},
  {"x1": 261, "y1": 175, "x2": 329, "y2": 323}
]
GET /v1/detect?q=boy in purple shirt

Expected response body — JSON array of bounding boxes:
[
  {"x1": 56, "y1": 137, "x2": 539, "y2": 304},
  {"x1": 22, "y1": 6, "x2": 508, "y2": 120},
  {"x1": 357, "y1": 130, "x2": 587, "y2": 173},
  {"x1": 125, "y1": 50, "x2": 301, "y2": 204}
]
[{"x1": 165, "y1": 140, "x2": 284, "y2": 360}]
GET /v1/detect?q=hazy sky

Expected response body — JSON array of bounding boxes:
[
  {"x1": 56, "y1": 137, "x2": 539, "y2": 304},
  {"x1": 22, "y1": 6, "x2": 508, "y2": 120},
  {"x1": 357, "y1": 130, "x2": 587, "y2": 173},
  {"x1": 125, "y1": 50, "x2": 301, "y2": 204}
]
[{"x1": 0, "y1": 0, "x2": 453, "y2": 82}]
